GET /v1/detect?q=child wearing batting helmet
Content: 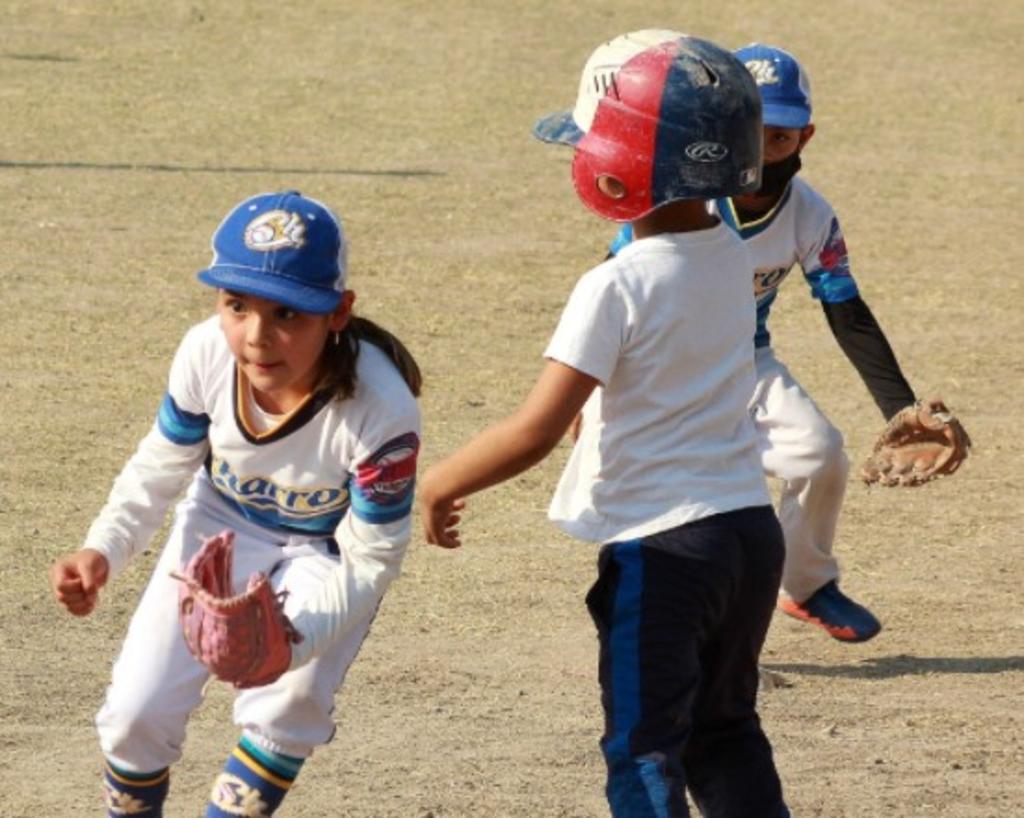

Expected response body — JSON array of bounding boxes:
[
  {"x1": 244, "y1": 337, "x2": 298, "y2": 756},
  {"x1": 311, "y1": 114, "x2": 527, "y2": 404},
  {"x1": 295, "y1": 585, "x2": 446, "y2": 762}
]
[
  {"x1": 421, "y1": 34, "x2": 789, "y2": 818},
  {"x1": 49, "y1": 191, "x2": 422, "y2": 817},
  {"x1": 606, "y1": 43, "x2": 927, "y2": 643}
]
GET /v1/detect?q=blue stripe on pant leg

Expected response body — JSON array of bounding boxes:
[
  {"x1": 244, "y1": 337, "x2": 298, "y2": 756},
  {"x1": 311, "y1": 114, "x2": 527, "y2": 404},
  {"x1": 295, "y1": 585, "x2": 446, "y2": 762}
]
[{"x1": 603, "y1": 540, "x2": 672, "y2": 818}]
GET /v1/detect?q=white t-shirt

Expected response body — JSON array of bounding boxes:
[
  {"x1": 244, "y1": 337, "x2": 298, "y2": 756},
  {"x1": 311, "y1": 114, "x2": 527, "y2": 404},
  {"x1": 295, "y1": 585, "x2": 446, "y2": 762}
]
[{"x1": 544, "y1": 223, "x2": 770, "y2": 544}]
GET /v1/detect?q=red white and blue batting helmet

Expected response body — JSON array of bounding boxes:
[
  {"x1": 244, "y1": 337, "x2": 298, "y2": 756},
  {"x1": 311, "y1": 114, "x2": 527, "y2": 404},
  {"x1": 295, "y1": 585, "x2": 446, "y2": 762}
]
[{"x1": 570, "y1": 36, "x2": 763, "y2": 222}]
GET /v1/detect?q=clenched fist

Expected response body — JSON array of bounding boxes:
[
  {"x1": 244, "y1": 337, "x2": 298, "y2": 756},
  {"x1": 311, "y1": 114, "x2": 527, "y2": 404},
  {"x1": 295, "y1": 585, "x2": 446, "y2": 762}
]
[{"x1": 50, "y1": 549, "x2": 110, "y2": 616}]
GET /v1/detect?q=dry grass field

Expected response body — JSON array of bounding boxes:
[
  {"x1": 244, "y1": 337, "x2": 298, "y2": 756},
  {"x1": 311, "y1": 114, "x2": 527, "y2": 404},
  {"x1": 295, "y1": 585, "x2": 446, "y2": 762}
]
[{"x1": 2, "y1": 1, "x2": 1022, "y2": 816}]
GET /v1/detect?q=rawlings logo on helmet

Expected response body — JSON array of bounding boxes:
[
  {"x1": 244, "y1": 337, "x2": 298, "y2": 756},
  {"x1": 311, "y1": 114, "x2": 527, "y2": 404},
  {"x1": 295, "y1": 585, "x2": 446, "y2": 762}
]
[
  {"x1": 684, "y1": 141, "x2": 729, "y2": 162},
  {"x1": 244, "y1": 210, "x2": 306, "y2": 252}
]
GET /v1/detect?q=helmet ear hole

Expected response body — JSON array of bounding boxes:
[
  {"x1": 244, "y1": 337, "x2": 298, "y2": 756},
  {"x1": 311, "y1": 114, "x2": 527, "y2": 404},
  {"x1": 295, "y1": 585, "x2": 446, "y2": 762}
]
[{"x1": 596, "y1": 175, "x2": 627, "y2": 200}]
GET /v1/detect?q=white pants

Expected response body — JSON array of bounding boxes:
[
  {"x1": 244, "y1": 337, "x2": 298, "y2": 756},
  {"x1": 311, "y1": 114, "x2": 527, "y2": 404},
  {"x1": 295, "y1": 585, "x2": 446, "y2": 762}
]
[
  {"x1": 96, "y1": 480, "x2": 375, "y2": 773},
  {"x1": 751, "y1": 348, "x2": 848, "y2": 603}
]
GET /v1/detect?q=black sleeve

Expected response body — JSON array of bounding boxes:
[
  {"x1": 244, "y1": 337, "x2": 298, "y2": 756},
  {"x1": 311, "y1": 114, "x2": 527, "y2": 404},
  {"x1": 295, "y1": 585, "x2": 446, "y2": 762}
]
[{"x1": 822, "y1": 296, "x2": 916, "y2": 420}]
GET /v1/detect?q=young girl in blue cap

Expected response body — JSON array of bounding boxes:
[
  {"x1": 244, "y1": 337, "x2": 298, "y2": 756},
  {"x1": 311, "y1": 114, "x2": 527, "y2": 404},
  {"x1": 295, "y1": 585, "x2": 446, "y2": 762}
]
[{"x1": 49, "y1": 190, "x2": 421, "y2": 817}]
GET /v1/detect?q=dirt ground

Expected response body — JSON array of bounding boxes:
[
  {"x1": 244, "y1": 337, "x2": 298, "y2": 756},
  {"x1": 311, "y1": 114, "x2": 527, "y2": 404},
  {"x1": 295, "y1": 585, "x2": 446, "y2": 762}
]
[{"x1": 2, "y1": 1, "x2": 1022, "y2": 816}]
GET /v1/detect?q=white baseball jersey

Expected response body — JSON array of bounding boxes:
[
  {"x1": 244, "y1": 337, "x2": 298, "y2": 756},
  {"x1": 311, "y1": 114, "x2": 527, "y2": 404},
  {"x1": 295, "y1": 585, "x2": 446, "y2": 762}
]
[
  {"x1": 714, "y1": 176, "x2": 859, "y2": 347},
  {"x1": 545, "y1": 223, "x2": 770, "y2": 545},
  {"x1": 610, "y1": 177, "x2": 860, "y2": 348},
  {"x1": 83, "y1": 315, "x2": 420, "y2": 661}
]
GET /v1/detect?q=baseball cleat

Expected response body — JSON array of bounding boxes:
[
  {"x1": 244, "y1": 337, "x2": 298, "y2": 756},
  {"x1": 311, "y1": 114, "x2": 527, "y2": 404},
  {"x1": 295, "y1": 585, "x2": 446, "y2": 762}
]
[{"x1": 778, "y1": 581, "x2": 882, "y2": 643}]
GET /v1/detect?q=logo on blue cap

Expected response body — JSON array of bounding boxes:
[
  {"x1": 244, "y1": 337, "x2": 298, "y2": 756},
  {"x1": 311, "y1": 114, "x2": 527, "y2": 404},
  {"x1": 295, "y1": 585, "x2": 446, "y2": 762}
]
[
  {"x1": 198, "y1": 191, "x2": 347, "y2": 315},
  {"x1": 734, "y1": 43, "x2": 812, "y2": 129},
  {"x1": 244, "y1": 210, "x2": 307, "y2": 252}
]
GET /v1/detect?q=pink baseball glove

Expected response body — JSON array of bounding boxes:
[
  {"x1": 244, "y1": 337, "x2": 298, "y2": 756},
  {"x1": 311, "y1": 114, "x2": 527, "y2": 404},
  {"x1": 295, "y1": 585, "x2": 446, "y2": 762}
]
[{"x1": 172, "y1": 529, "x2": 302, "y2": 688}]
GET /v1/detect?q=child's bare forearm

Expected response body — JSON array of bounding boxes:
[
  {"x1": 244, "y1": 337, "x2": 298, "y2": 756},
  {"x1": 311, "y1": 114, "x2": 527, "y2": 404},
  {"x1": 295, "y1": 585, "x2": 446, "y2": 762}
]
[
  {"x1": 425, "y1": 414, "x2": 560, "y2": 503},
  {"x1": 425, "y1": 361, "x2": 598, "y2": 504}
]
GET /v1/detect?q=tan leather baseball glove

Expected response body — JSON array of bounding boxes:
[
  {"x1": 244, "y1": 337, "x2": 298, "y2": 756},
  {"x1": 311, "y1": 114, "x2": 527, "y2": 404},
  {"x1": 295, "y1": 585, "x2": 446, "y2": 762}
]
[{"x1": 860, "y1": 398, "x2": 972, "y2": 487}]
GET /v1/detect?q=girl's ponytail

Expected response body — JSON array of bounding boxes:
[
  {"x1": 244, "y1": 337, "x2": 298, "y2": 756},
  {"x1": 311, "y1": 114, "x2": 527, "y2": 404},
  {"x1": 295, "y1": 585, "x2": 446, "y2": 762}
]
[
  {"x1": 316, "y1": 317, "x2": 422, "y2": 400},
  {"x1": 349, "y1": 317, "x2": 422, "y2": 396}
]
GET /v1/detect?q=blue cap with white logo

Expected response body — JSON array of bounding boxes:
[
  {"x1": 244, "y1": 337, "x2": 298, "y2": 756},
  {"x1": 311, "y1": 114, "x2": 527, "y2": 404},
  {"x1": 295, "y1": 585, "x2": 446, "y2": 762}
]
[
  {"x1": 734, "y1": 43, "x2": 812, "y2": 129},
  {"x1": 198, "y1": 190, "x2": 347, "y2": 315}
]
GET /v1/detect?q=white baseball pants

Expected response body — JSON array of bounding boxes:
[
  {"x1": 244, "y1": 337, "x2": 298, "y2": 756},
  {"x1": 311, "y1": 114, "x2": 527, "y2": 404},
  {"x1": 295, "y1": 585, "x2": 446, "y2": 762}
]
[
  {"x1": 751, "y1": 347, "x2": 848, "y2": 603},
  {"x1": 95, "y1": 480, "x2": 375, "y2": 773}
]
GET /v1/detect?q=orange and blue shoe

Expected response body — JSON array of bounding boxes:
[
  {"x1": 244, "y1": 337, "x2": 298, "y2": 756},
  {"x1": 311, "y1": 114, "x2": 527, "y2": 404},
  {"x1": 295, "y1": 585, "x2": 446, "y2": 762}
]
[{"x1": 778, "y1": 581, "x2": 882, "y2": 643}]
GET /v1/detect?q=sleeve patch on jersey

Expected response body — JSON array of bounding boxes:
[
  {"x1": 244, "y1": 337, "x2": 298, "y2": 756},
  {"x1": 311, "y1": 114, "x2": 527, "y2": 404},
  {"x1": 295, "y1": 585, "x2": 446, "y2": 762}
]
[
  {"x1": 817, "y1": 218, "x2": 851, "y2": 277},
  {"x1": 808, "y1": 217, "x2": 860, "y2": 303},
  {"x1": 350, "y1": 432, "x2": 420, "y2": 524},
  {"x1": 157, "y1": 392, "x2": 210, "y2": 445}
]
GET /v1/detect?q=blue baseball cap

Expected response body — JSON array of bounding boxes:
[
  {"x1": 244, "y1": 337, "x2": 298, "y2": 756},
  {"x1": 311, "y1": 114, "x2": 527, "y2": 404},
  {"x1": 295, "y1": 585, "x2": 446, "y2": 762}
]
[
  {"x1": 734, "y1": 43, "x2": 812, "y2": 128},
  {"x1": 198, "y1": 190, "x2": 347, "y2": 315}
]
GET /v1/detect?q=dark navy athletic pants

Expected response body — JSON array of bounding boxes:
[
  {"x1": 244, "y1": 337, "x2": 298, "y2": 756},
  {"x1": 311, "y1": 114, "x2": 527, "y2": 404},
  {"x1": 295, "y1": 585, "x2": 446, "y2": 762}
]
[{"x1": 586, "y1": 505, "x2": 788, "y2": 818}]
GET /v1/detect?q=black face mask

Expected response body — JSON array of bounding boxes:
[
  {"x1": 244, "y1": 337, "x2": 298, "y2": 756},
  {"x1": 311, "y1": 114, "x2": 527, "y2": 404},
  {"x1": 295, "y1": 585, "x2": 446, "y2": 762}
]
[{"x1": 757, "y1": 152, "x2": 802, "y2": 197}]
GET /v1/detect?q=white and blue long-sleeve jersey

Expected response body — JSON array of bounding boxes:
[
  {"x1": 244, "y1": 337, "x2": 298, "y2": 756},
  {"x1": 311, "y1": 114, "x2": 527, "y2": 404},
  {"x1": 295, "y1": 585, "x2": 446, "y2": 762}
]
[{"x1": 81, "y1": 316, "x2": 421, "y2": 662}]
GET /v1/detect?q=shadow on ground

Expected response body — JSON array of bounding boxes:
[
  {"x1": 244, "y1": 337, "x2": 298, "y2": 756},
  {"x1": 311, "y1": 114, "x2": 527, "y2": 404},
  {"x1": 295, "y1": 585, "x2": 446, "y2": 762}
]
[
  {"x1": 764, "y1": 654, "x2": 1024, "y2": 680},
  {"x1": 0, "y1": 160, "x2": 442, "y2": 177}
]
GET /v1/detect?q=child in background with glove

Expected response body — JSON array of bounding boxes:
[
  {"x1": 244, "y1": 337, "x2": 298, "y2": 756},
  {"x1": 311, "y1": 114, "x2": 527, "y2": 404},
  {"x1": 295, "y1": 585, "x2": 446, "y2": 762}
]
[
  {"x1": 603, "y1": 44, "x2": 928, "y2": 643},
  {"x1": 48, "y1": 191, "x2": 421, "y2": 817}
]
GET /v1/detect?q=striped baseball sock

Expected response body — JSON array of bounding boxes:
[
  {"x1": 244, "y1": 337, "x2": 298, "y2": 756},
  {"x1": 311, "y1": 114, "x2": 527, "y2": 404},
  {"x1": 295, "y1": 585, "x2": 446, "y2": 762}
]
[
  {"x1": 205, "y1": 734, "x2": 305, "y2": 817},
  {"x1": 103, "y1": 760, "x2": 170, "y2": 817}
]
